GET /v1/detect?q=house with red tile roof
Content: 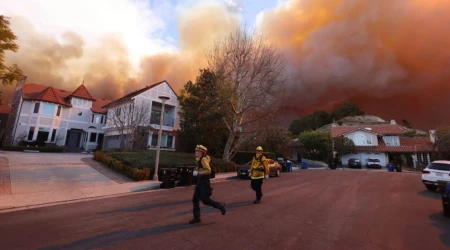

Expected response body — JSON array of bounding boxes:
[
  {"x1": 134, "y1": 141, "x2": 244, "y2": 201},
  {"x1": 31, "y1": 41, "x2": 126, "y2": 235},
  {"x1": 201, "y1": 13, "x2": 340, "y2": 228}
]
[
  {"x1": 4, "y1": 80, "x2": 112, "y2": 150},
  {"x1": 101, "y1": 80, "x2": 179, "y2": 150},
  {"x1": 331, "y1": 120, "x2": 434, "y2": 168}
]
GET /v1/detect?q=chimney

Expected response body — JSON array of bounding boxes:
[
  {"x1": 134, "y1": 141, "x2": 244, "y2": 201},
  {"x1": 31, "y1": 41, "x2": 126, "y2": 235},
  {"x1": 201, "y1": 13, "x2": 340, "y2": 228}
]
[
  {"x1": 2, "y1": 75, "x2": 27, "y2": 146},
  {"x1": 390, "y1": 119, "x2": 396, "y2": 125}
]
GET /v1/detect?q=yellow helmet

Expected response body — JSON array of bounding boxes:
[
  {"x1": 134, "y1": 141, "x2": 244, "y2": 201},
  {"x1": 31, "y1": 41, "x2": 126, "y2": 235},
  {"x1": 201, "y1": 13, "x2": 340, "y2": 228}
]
[
  {"x1": 256, "y1": 146, "x2": 263, "y2": 151},
  {"x1": 195, "y1": 144, "x2": 208, "y2": 153}
]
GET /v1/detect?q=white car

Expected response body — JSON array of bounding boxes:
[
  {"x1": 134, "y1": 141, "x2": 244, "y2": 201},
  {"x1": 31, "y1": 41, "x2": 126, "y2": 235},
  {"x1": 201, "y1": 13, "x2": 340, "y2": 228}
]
[
  {"x1": 421, "y1": 160, "x2": 450, "y2": 191},
  {"x1": 366, "y1": 158, "x2": 382, "y2": 169}
]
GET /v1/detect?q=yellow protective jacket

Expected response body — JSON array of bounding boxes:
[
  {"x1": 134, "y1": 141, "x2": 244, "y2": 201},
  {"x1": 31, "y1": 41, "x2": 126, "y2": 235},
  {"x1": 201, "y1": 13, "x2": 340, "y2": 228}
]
[
  {"x1": 250, "y1": 155, "x2": 269, "y2": 179},
  {"x1": 195, "y1": 155, "x2": 211, "y2": 177}
]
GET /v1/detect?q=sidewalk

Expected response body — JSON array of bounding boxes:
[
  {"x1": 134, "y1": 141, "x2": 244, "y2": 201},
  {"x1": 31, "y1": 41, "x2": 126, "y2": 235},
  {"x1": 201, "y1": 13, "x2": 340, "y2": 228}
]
[{"x1": 0, "y1": 172, "x2": 237, "y2": 211}]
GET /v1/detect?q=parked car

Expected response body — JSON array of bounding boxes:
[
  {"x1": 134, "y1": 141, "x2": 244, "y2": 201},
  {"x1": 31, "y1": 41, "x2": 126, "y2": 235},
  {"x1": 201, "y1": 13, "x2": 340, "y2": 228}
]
[
  {"x1": 236, "y1": 159, "x2": 282, "y2": 178},
  {"x1": 348, "y1": 158, "x2": 362, "y2": 169},
  {"x1": 366, "y1": 158, "x2": 382, "y2": 169},
  {"x1": 422, "y1": 161, "x2": 450, "y2": 191}
]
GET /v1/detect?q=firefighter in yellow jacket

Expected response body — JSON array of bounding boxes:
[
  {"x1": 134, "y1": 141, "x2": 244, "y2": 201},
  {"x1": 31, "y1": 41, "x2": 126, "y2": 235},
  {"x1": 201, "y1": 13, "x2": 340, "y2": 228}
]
[
  {"x1": 249, "y1": 146, "x2": 270, "y2": 204},
  {"x1": 189, "y1": 145, "x2": 226, "y2": 224}
]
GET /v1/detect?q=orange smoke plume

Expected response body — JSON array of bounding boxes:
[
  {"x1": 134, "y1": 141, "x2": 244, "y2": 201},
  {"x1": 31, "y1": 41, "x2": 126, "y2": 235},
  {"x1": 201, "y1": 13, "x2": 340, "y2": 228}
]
[{"x1": 258, "y1": 0, "x2": 450, "y2": 129}]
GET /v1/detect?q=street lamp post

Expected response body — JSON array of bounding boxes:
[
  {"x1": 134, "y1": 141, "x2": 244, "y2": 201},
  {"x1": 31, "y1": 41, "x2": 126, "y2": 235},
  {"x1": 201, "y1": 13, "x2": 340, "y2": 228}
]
[{"x1": 153, "y1": 96, "x2": 170, "y2": 181}]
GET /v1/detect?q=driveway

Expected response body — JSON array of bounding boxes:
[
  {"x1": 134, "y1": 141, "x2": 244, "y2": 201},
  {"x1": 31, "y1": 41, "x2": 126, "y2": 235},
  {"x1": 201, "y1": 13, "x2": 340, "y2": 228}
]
[
  {"x1": 0, "y1": 151, "x2": 126, "y2": 195},
  {"x1": 0, "y1": 170, "x2": 448, "y2": 249}
]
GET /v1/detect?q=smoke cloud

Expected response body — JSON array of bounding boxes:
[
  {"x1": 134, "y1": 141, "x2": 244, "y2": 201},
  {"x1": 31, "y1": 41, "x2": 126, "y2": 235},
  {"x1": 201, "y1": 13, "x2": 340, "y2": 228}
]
[
  {"x1": 2, "y1": 0, "x2": 239, "y2": 102},
  {"x1": 257, "y1": 0, "x2": 450, "y2": 129},
  {"x1": 2, "y1": 0, "x2": 450, "y2": 130}
]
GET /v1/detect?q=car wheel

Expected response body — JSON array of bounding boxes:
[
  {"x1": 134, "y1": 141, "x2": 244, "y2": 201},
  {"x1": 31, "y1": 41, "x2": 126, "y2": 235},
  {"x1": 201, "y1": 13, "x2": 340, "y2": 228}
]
[
  {"x1": 276, "y1": 169, "x2": 281, "y2": 177},
  {"x1": 426, "y1": 185, "x2": 438, "y2": 191}
]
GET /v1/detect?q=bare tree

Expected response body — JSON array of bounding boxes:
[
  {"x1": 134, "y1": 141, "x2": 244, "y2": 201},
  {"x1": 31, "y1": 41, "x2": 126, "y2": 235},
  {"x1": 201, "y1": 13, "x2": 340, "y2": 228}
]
[
  {"x1": 207, "y1": 28, "x2": 286, "y2": 160},
  {"x1": 107, "y1": 99, "x2": 151, "y2": 151},
  {"x1": 13, "y1": 131, "x2": 27, "y2": 146}
]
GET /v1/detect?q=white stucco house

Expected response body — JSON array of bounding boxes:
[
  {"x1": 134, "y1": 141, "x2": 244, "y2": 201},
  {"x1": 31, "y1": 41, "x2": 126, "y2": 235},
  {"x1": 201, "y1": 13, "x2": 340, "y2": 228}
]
[
  {"x1": 101, "y1": 80, "x2": 180, "y2": 150},
  {"x1": 332, "y1": 120, "x2": 434, "y2": 168},
  {"x1": 7, "y1": 82, "x2": 112, "y2": 151}
]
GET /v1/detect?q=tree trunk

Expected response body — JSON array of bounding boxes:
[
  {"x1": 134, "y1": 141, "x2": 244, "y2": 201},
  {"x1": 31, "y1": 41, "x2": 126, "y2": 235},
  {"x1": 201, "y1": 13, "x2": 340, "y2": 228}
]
[{"x1": 222, "y1": 131, "x2": 235, "y2": 160}]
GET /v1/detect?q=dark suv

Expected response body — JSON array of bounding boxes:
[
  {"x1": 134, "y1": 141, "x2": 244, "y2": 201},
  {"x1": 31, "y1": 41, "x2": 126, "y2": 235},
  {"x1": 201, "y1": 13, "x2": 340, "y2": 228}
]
[{"x1": 348, "y1": 158, "x2": 362, "y2": 169}]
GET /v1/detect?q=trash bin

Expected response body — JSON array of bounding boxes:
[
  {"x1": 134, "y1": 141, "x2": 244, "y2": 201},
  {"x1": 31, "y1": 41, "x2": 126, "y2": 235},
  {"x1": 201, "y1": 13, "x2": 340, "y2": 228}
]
[
  {"x1": 301, "y1": 161, "x2": 308, "y2": 169},
  {"x1": 178, "y1": 166, "x2": 194, "y2": 186},
  {"x1": 387, "y1": 163, "x2": 394, "y2": 172},
  {"x1": 286, "y1": 161, "x2": 292, "y2": 172},
  {"x1": 160, "y1": 168, "x2": 176, "y2": 189},
  {"x1": 443, "y1": 183, "x2": 450, "y2": 218},
  {"x1": 328, "y1": 162, "x2": 337, "y2": 170}
]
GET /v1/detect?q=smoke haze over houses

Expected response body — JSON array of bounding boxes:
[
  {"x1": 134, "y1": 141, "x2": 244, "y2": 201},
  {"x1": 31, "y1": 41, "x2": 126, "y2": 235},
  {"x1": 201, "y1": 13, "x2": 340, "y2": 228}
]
[{"x1": 2, "y1": 0, "x2": 450, "y2": 130}]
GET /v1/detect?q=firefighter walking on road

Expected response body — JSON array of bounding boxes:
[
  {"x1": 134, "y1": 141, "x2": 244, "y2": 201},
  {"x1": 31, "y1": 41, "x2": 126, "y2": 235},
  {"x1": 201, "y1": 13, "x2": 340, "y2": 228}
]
[
  {"x1": 249, "y1": 146, "x2": 270, "y2": 204},
  {"x1": 189, "y1": 145, "x2": 226, "y2": 224}
]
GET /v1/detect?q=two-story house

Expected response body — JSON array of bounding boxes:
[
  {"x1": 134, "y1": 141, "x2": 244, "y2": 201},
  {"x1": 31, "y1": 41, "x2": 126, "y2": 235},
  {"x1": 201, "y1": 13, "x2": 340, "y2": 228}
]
[
  {"x1": 102, "y1": 80, "x2": 179, "y2": 150},
  {"x1": 3, "y1": 78, "x2": 112, "y2": 151},
  {"x1": 332, "y1": 120, "x2": 433, "y2": 168}
]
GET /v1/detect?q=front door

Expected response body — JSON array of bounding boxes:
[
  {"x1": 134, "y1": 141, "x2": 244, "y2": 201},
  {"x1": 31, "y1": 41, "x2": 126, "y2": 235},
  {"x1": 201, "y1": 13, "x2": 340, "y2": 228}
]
[{"x1": 66, "y1": 131, "x2": 81, "y2": 148}]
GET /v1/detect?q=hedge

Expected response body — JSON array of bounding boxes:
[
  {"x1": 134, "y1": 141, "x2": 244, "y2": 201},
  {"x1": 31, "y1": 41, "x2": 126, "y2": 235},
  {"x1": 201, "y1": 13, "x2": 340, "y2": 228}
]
[
  {"x1": 231, "y1": 151, "x2": 276, "y2": 164},
  {"x1": 93, "y1": 151, "x2": 151, "y2": 181},
  {"x1": 1, "y1": 146, "x2": 64, "y2": 153},
  {"x1": 95, "y1": 150, "x2": 237, "y2": 180}
]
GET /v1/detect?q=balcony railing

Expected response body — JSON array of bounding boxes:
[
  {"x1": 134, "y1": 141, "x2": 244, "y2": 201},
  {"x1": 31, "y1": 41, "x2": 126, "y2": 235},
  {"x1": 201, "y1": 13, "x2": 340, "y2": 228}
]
[{"x1": 150, "y1": 115, "x2": 175, "y2": 127}]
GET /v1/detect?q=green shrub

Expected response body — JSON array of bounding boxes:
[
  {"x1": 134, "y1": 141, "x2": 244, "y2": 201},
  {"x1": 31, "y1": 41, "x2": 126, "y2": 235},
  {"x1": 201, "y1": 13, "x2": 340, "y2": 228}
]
[
  {"x1": 1, "y1": 146, "x2": 64, "y2": 152},
  {"x1": 98, "y1": 150, "x2": 237, "y2": 178},
  {"x1": 93, "y1": 151, "x2": 150, "y2": 181}
]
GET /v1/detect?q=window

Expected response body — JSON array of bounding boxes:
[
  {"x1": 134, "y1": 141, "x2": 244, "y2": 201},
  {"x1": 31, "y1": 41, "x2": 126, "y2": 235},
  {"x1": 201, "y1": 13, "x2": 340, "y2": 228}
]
[
  {"x1": 151, "y1": 134, "x2": 158, "y2": 147},
  {"x1": 42, "y1": 103, "x2": 55, "y2": 116},
  {"x1": 33, "y1": 103, "x2": 40, "y2": 113},
  {"x1": 366, "y1": 136, "x2": 372, "y2": 145},
  {"x1": 428, "y1": 162, "x2": 450, "y2": 171},
  {"x1": 27, "y1": 127, "x2": 35, "y2": 140},
  {"x1": 91, "y1": 115, "x2": 95, "y2": 123},
  {"x1": 167, "y1": 135, "x2": 173, "y2": 148},
  {"x1": 151, "y1": 110, "x2": 161, "y2": 124},
  {"x1": 116, "y1": 108, "x2": 121, "y2": 116},
  {"x1": 56, "y1": 106, "x2": 62, "y2": 116},
  {"x1": 51, "y1": 129, "x2": 57, "y2": 142},
  {"x1": 384, "y1": 136, "x2": 399, "y2": 146},
  {"x1": 95, "y1": 115, "x2": 101, "y2": 124},
  {"x1": 417, "y1": 153, "x2": 428, "y2": 164},
  {"x1": 354, "y1": 133, "x2": 366, "y2": 146},
  {"x1": 90, "y1": 133, "x2": 97, "y2": 142},
  {"x1": 36, "y1": 127, "x2": 50, "y2": 142},
  {"x1": 101, "y1": 116, "x2": 104, "y2": 124}
]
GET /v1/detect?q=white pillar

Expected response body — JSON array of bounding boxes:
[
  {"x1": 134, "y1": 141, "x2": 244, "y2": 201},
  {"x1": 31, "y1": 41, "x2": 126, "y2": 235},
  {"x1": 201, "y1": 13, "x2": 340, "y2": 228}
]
[{"x1": 412, "y1": 154, "x2": 418, "y2": 168}]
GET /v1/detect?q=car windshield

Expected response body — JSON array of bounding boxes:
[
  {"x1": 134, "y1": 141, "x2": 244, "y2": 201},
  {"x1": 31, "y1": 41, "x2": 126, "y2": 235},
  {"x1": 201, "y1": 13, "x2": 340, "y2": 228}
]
[
  {"x1": 428, "y1": 163, "x2": 450, "y2": 171},
  {"x1": 368, "y1": 159, "x2": 380, "y2": 162}
]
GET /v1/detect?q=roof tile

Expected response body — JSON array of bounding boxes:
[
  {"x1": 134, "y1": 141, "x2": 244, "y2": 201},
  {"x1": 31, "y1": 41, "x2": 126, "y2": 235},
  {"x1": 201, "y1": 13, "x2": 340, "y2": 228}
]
[
  {"x1": 22, "y1": 83, "x2": 112, "y2": 114},
  {"x1": 331, "y1": 124, "x2": 404, "y2": 137}
]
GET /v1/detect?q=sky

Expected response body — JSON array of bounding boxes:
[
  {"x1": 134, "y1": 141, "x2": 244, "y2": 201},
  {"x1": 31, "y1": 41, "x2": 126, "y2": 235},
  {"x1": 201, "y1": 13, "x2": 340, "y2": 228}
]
[{"x1": 2, "y1": 0, "x2": 450, "y2": 130}]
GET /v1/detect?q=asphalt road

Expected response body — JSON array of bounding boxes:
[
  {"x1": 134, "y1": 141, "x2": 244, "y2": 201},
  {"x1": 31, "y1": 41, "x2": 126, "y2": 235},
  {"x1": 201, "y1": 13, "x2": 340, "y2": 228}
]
[{"x1": 0, "y1": 170, "x2": 449, "y2": 250}]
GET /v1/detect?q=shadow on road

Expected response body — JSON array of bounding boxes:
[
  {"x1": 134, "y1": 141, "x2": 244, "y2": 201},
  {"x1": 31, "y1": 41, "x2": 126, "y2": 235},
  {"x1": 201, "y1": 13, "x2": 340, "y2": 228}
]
[
  {"x1": 100, "y1": 200, "x2": 192, "y2": 214},
  {"x1": 175, "y1": 201, "x2": 254, "y2": 216},
  {"x1": 429, "y1": 212, "x2": 450, "y2": 247},
  {"x1": 39, "y1": 221, "x2": 215, "y2": 250},
  {"x1": 417, "y1": 190, "x2": 441, "y2": 200}
]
